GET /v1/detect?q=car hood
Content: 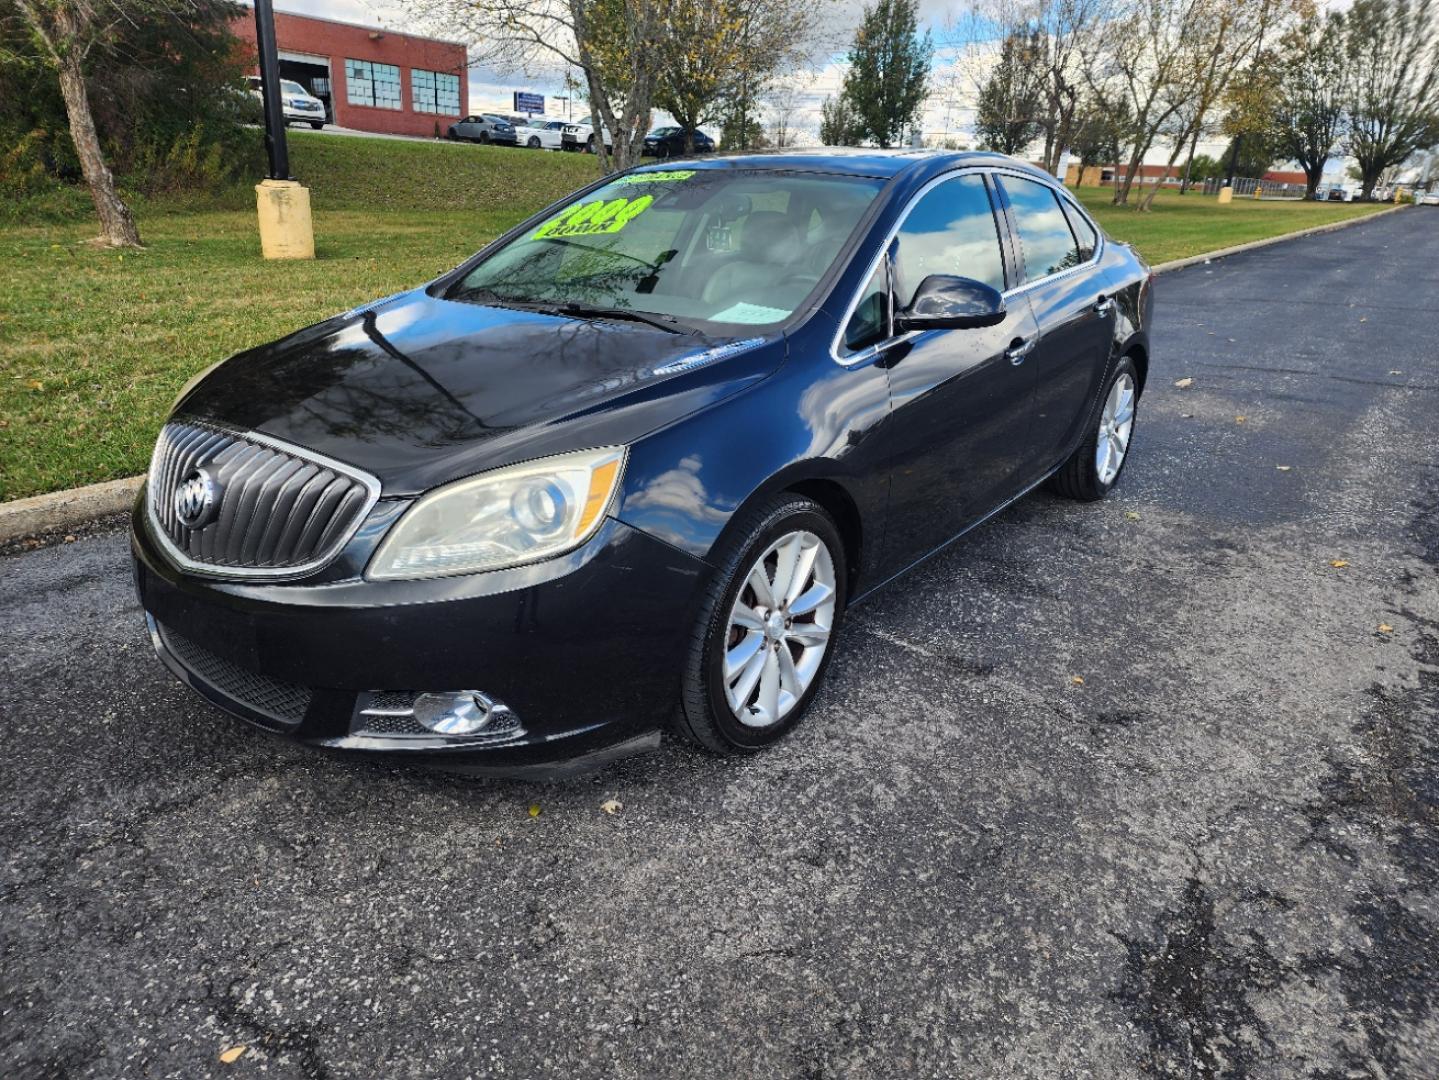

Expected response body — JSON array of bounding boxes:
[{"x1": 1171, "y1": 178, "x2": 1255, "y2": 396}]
[{"x1": 177, "y1": 289, "x2": 783, "y2": 496}]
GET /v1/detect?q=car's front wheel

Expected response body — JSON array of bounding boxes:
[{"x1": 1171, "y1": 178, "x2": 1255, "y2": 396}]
[
  {"x1": 527, "y1": 136, "x2": 541, "y2": 148},
  {"x1": 309, "y1": 121, "x2": 324, "y2": 130},
  {"x1": 1050, "y1": 355, "x2": 1139, "y2": 501},
  {"x1": 674, "y1": 495, "x2": 846, "y2": 754}
]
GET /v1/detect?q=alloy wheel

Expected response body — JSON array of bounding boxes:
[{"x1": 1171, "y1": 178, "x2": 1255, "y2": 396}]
[
  {"x1": 722, "y1": 530, "x2": 837, "y2": 728},
  {"x1": 1096, "y1": 372, "x2": 1136, "y2": 485}
]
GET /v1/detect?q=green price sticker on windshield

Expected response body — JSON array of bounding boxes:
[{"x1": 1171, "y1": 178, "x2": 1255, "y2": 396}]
[
  {"x1": 533, "y1": 194, "x2": 654, "y2": 239},
  {"x1": 614, "y1": 170, "x2": 695, "y2": 184}
]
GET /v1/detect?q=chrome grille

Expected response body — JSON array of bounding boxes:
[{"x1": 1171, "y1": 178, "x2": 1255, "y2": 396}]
[
  {"x1": 148, "y1": 420, "x2": 379, "y2": 577},
  {"x1": 159, "y1": 624, "x2": 312, "y2": 726}
]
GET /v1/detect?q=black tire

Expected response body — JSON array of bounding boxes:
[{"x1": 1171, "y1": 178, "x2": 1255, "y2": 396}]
[
  {"x1": 527, "y1": 136, "x2": 541, "y2": 148},
  {"x1": 310, "y1": 121, "x2": 324, "y2": 130},
  {"x1": 447, "y1": 127, "x2": 458, "y2": 140},
  {"x1": 587, "y1": 134, "x2": 597, "y2": 154},
  {"x1": 479, "y1": 131, "x2": 490, "y2": 144},
  {"x1": 672, "y1": 494, "x2": 848, "y2": 755},
  {"x1": 1049, "y1": 354, "x2": 1140, "y2": 501}
]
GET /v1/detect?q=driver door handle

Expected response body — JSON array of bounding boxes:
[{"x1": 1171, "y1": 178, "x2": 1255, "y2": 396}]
[
  {"x1": 1094, "y1": 296, "x2": 1114, "y2": 316},
  {"x1": 1005, "y1": 337, "x2": 1035, "y2": 365}
]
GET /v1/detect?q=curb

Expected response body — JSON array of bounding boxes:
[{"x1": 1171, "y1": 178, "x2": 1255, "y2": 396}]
[
  {"x1": 1150, "y1": 203, "x2": 1405, "y2": 275},
  {"x1": 0, "y1": 204, "x2": 1410, "y2": 546},
  {"x1": 0, "y1": 475, "x2": 142, "y2": 546}
]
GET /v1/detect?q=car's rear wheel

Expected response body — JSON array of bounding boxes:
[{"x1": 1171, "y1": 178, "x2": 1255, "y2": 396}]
[
  {"x1": 674, "y1": 495, "x2": 846, "y2": 754},
  {"x1": 1050, "y1": 355, "x2": 1139, "y2": 501},
  {"x1": 479, "y1": 131, "x2": 490, "y2": 144}
]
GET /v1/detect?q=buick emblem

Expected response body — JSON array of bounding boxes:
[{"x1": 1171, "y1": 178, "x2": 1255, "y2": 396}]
[{"x1": 174, "y1": 467, "x2": 220, "y2": 529}]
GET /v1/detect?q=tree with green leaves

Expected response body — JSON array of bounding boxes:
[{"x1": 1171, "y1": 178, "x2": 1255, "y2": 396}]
[
  {"x1": 974, "y1": 28, "x2": 1046, "y2": 154},
  {"x1": 839, "y1": 0, "x2": 932, "y2": 148},
  {"x1": 819, "y1": 94, "x2": 859, "y2": 145},
  {"x1": 1341, "y1": 0, "x2": 1439, "y2": 199},
  {"x1": 652, "y1": 0, "x2": 830, "y2": 154},
  {"x1": 1272, "y1": 12, "x2": 1348, "y2": 198}
]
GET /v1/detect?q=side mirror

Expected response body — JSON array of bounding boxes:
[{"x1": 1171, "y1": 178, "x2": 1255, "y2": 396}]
[{"x1": 896, "y1": 275, "x2": 1006, "y2": 331}]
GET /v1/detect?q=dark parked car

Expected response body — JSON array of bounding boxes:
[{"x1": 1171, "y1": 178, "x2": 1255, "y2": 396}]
[
  {"x1": 133, "y1": 150, "x2": 1152, "y2": 775},
  {"x1": 644, "y1": 126, "x2": 714, "y2": 158},
  {"x1": 446, "y1": 114, "x2": 518, "y2": 145}
]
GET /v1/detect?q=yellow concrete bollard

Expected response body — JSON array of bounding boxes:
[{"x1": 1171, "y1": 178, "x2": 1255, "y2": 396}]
[
  {"x1": 255, "y1": 179, "x2": 315, "y2": 260},
  {"x1": 1218, "y1": 185, "x2": 1234, "y2": 204},
  {"x1": 1253, "y1": 183, "x2": 1263, "y2": 199}
]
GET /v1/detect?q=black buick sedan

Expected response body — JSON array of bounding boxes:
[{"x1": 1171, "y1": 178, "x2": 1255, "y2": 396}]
[{"x1": 132, "y1": 150, "x2": 1152, "y2": 774}]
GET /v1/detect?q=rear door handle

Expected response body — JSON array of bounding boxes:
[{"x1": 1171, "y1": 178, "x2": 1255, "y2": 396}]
[
  {"x1": 1094, "y1": 296, "x2": 1114, "y2": 316},
  {"x1": 1005, "y1": 337, "x2": 1035, "y2": 365}
]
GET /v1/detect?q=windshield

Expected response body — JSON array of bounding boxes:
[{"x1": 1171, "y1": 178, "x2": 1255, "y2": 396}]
[
  {"x1": 281, "y1": 80, "x2": 307, "y2": 97},
  {"x1": 450, "y1": 169, "x2": 883, "y2": 329}
]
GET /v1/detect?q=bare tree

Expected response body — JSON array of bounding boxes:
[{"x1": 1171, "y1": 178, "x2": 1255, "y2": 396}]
[
  {"x1": 765, "y1": 77, "x2": 804, "y2": 147},
  {"x1": 1341, "y1": 0, "x2": 1439, "y2": 198},
  {"x1": 10, "y1": 0, "x2": 146, "y2": 246},
  {"x1": 1084, "y1": 0, "x2": 1295, "y2": 207},
  {"x1": 404, "y1": 0, "x2": 667, "y2": 172},
  {"x1": 948, "y1": 0, "x2": 1112, "y2": 172}
]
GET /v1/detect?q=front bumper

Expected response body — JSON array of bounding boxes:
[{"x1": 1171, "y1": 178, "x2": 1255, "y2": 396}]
[{"x1": 132, "y1": 497, "x2": 708, "y2": 772}]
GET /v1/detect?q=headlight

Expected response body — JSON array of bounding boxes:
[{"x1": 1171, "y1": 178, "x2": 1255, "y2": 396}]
[{"x1": 367, "y1": 447, "x2": 626, "y2": 580}]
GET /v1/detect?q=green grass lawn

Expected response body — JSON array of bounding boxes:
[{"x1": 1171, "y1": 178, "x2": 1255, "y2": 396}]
[
  {"x1": 1073, "y1": 185, "x2": 1390, "y2": 264},
  {"x1": 0, "y1": 134, "x2": 1396, "y2": 501}
]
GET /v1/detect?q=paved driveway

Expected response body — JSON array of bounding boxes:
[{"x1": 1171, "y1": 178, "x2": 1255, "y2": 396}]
[{"x1": 3, "y1": 210, "x2": 1437, "y2": 1079}]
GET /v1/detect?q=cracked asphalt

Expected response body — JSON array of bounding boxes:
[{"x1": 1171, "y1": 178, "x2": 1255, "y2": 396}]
[{"x1": 3, "y1": 209, "x2": 1438, "y2": 1079}]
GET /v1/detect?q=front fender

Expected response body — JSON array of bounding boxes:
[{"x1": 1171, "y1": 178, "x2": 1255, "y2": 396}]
[{"x1": 615, "y1": 328, "x2": 892, "y2": 590}]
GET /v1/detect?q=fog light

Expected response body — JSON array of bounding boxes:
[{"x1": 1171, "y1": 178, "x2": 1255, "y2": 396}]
[{"x1": 412, "y1": 691, "x2": 504, "y2": 735}]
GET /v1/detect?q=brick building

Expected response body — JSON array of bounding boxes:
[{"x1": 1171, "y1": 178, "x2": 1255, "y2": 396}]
[{"x1": 231, "y1": 7, "x2": 468, "y2": 138}]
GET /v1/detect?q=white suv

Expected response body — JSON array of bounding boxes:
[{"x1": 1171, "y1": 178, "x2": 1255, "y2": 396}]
[{"x1": 246, "y1": 76, "x2": 327, "y2": 129}]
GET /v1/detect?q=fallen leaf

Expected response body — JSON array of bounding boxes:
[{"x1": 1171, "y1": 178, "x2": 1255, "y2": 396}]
[
  {"x1": 528, "y1": 803, "x2": 541, "y2": 817},
  {"x1": 1071, "y1": 676, "x2": 1085, "y2": 686},
  {"x1": 219, "y1": 1046, "x2": 246, "y2": 1064},
  {"x1": 1174, "y1": 377, "x2": 1194, "y2": 388},
  {"x1": 1377, "y1": 623, "x2": 1394, "y2": 634},
  {"x1": 600, "y1": 799, "x2": 623, "y2": 815},
  {"x1": 26, "y1": 379, "x2": 43, "y2": 390},
  {"x1": 1330, "y1": 559, "x2": 1349, "y2": 568},
  {"x1": 1235, "y1": 415, "x2": 1247, "y2": 423},
  {"x1": 1125, "y1": 510, "x2": 1141, "y2": 521},
  {"x1": 1275, "y1": 465, "x2": 1292, "y2": 472}
]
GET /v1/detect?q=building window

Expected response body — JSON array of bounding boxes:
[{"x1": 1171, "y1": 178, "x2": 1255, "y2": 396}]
[
  {"x1": 412, "y1": 69, "x2": 460, "y2": 115},
  {"x1": 346, "y1": 59, "x2": 401, "y2": 110}
]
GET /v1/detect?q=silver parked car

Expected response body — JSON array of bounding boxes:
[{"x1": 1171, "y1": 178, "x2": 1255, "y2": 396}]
[{"x1": 447, "y1": 114, "x2": 519, "y2": 146}]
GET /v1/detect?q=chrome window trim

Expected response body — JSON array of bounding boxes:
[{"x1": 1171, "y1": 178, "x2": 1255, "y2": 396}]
[
  {"x1": 145, "y1": 421, "x2": 383, "y2": 581},
  {"x1": 829, "y1": 165, "x2": 1104, "y2": 368}
]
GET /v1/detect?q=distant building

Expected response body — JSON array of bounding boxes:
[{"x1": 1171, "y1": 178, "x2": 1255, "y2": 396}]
[{"x1": 231, "y1": 6, "x2": 468, "y2": 138}]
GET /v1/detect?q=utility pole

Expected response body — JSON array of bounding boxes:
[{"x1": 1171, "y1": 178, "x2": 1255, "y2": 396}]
[{"x1": 252, "y1": 0, "x2": 315, "y2": 257}]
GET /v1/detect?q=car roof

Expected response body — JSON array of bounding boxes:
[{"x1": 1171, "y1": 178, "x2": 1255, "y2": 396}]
[{"x1": 624, "y1": 148, "x2": 1054, "y2": 181}]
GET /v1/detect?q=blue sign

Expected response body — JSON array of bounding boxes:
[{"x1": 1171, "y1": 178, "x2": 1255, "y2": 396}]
[{"x1": 513, "y1": 92, "x2": 544, "y2": 115}]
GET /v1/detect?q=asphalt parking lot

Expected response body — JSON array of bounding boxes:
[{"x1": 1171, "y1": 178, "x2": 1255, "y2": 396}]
[{"x1": 3, "y1": 208, "x2": 1437, "y2": 1079}]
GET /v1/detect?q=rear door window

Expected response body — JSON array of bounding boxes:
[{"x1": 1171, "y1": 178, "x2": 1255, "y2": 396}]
[
  {"x1": 1059, "y1": 198, "x2": 1099, "y2": 261},
  {"x1": 998, "y1": 174, "x2": 1083, "y2": 280}
]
